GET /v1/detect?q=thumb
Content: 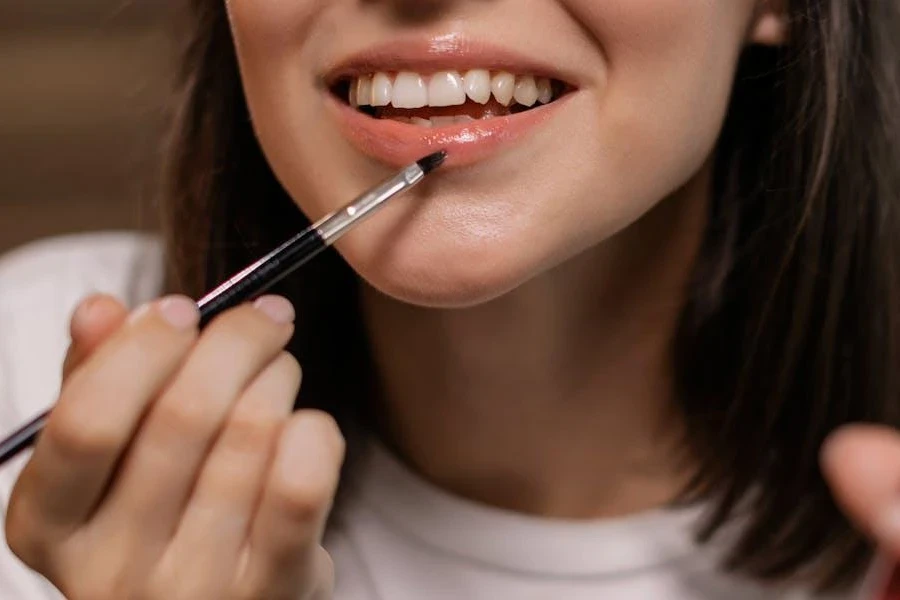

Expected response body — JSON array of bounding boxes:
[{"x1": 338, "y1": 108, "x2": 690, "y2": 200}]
[
  {"x1": 61, "y1": 294, "x2": 129, "y2": 381},
  {"x1": 821, "y1": 424, "x2": 900, "y2": 556}
]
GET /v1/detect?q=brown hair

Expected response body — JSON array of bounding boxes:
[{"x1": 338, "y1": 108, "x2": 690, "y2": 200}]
[{"x1": 161, "y1": 0, "x2": 899, "y2": 591}]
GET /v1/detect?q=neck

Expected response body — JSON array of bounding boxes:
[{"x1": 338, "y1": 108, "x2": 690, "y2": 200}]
[{"x1": 360, "y1": 165, "x2": 710, "y2": 519}]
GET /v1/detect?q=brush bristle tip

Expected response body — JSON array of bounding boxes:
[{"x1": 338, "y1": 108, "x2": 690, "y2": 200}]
[{"x1": 416, "y1": 150, "x2": 448, "y2": 174}]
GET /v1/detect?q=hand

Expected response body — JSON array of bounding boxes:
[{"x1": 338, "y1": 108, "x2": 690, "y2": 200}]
[
  {"x1": 822, "y1": 424, "x2": 900, "y2": 557},
  {"x1": 5, "y1": 294, "x2": 344, "y2": 600}
]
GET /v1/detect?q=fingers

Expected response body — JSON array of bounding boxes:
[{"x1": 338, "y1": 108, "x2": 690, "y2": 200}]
[
  {"x1": 239, "y1": 411, "x2": 345, "y2": 599},
  {"x1": 62, "y1": 295, "x2": 129, "y2": 382},
  {"x1": 99, "y1": 297, "x2": 296, "y2": 544},
  {"x1": 9, "y1": 296, "x2": 200, "y2": 536},
  {"x1": 821, "y1": 424, "x2": 900, "y2": 555},
  {"x1": 162, "y1": 352, "x2": 302, "y2": 582}
]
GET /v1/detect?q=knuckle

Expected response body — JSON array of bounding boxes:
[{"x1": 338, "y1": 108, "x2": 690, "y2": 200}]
[
  {"x1": 269, "y1": 477, "x2": 332, "y2": 524},
  {"x1": 153, "y1": 396, "x2": 218, "y2": 440},
  {"x1": 222, "y1": 410, "x2": 281, "y2": 455},
  {"x1": 46, "y1": 397, "x2": 121, "y2": 461}
]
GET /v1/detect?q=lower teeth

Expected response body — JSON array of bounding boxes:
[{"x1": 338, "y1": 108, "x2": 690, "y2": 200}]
[{"x1": 386, "y1": 115, "x2": 479, "y2": 128}]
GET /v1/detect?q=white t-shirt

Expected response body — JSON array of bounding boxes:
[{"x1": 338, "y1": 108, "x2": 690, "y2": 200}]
[{"x1": 0, "y1": 233, "x2": 872, "y2": 599}]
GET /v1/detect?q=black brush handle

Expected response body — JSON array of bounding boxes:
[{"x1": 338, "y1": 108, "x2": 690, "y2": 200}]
[
  {"x1": 0, "y1": 229, "x2": 327, "y2": 465},
  {"x1": 0, "y1": 412, "x2": 47, "y2": 464},
  {"x1": 198, "y1": 228, "x2": 326, "y2": 326}
]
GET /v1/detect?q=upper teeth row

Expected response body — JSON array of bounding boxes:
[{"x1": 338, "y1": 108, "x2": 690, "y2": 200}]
[{"x1": 349, "y1": 71, "x2": 555, "y2": 109}]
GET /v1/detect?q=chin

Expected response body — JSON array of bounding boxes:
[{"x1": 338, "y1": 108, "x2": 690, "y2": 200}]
[
  {"x1": 359, "y1": 265, "x2": 528, "y2": 309},
  {"x1": 335, "y1": 222, "x2": 560, "y2": 309}
]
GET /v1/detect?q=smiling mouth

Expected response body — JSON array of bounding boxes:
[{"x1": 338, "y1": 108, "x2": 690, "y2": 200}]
[{"x1": 330, "y1": 70, "x2": 572, "y2": 128}]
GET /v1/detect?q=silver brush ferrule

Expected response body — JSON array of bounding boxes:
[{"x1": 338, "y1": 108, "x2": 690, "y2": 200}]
[{"x1": 314, "y1": 162, "x2": 425, "y2": 245}]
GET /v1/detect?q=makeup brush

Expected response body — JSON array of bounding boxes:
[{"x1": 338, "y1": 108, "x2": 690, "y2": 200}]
[{"x1": 0, "y1": 151, "x2": 447, "y2": 466}]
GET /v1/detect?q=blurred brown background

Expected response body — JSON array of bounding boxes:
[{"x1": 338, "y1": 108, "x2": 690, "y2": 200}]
[{"x1": 0, "y1": 0, "x2": 176, "y2": 254}]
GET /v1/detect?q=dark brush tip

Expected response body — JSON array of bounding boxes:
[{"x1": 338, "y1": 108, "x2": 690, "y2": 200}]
[{"x1": 416, "y1": 150, "x2": 448, "y2": 175}]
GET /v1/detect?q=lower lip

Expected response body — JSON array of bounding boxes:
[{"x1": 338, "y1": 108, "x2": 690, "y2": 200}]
[{"x1": 324, "y1": 93, "x2": 570, "y2": 168}]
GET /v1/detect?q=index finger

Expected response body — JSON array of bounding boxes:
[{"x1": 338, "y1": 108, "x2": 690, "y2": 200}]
[
  {"x1": 62, "y1": 294, "x2": 129, "y2": 381},
  {"x1": 13, "y1": 296, "x2": 200, "y2": 528}
]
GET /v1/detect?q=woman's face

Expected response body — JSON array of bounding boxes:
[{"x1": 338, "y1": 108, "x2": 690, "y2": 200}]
[{"x1": 226, "y1": 0, "x2": 778, "y2": 307}]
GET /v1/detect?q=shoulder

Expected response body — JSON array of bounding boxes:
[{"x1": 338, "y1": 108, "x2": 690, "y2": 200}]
[{"x1": 0, "y1": 232, "x2": 164, "y2": 432}]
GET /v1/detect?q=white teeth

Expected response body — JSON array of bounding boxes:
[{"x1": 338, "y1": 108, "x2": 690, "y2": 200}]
[
  {"x1": 349, "y1": 70, "x2": 558, "y2": 112},
  {"x1": 428, "y1": 71, "x2": 466, "y2": 107},
  {"x1": 537, "y1": 77, "x2": 553, "y2": 104},
  {"x1": 429, "y1": 115, "x2": 477, "y2": 127},
  {"x1": 355, "y1": 75, "x2": 373, "y2": 107},
  {"x1": 395, "y1": 115, "x2": 479, "y2": 128},
  {"x1": 371, "y1": 72, "x2": 393, "y2": 107},
  {"x1": 463, "y1": 69, "x2": 492, "y2": 104},
  {"x1": 392, "y1": 72, "x2": 429, "y2": 109},
  {"x1": 491, "y1": 72, "x2": 516, "y2": 106},
  {"x1": 430, "y1": 116, "x2": 458, "y2": 127},
  {"x1": 514, "y1": 75, "x2": 539, "y2": 107}
]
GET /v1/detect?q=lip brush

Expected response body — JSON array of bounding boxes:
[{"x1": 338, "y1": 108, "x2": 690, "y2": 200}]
[{"x1": 0, "y1": 150, "x2": 447, "y2": 466}]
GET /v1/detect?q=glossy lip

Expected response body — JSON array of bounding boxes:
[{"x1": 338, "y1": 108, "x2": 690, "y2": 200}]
[
  {"x1": 325, "y1": 93, "x2": 571, "y2": 168},
  {"x1": 321, "y1": 35, "x2": 579, "y2": 168}
]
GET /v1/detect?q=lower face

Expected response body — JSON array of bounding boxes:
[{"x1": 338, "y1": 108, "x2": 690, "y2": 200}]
[{"x1": 226, "y1": 0, "x2": 759, "y2": 308}]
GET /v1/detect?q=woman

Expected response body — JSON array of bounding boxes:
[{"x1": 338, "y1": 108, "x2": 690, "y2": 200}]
[{"x1": 1, "y1": 0, "x2": 898, "y2": 598}]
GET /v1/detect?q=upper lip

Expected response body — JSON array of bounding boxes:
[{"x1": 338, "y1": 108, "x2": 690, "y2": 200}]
[{"x1": 321, "y1": 34, "x2": 581, "y2": 88}]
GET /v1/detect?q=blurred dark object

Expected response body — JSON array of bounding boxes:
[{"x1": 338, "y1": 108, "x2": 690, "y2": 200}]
[{"x1": 0, "y1": 0, "x2": 176, "y2": 253}]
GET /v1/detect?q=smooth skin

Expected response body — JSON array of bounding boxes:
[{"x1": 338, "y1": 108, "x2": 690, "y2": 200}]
[{"x1": 5, "y1": 294, "x2": 343, "y2": 600}]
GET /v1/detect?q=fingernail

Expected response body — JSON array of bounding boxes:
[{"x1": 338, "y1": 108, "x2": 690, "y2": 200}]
[
  {"x1": 253, "y1": 295, "x2": 295, "y2": 324},
  {"x1": 157, "y1": 295, "x2": 200, "y2": 330},
  {"x1": 73, "y1": 296, "x2": 101, "y2": 328}
]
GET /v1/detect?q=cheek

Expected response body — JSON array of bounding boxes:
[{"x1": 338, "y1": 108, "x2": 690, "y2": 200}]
[
  {"x1": 568, "y1": 0, "x2": 755, "y2": 180},
  {"x1": 227, "y1": 0, "x2": 321, "y2": 50},
  {"x1": 566, "y1": 0, "x2": 753, "y2": 60},
  {"x1": 225, "y1": 0, "x2": 344, "y2": 215}
]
